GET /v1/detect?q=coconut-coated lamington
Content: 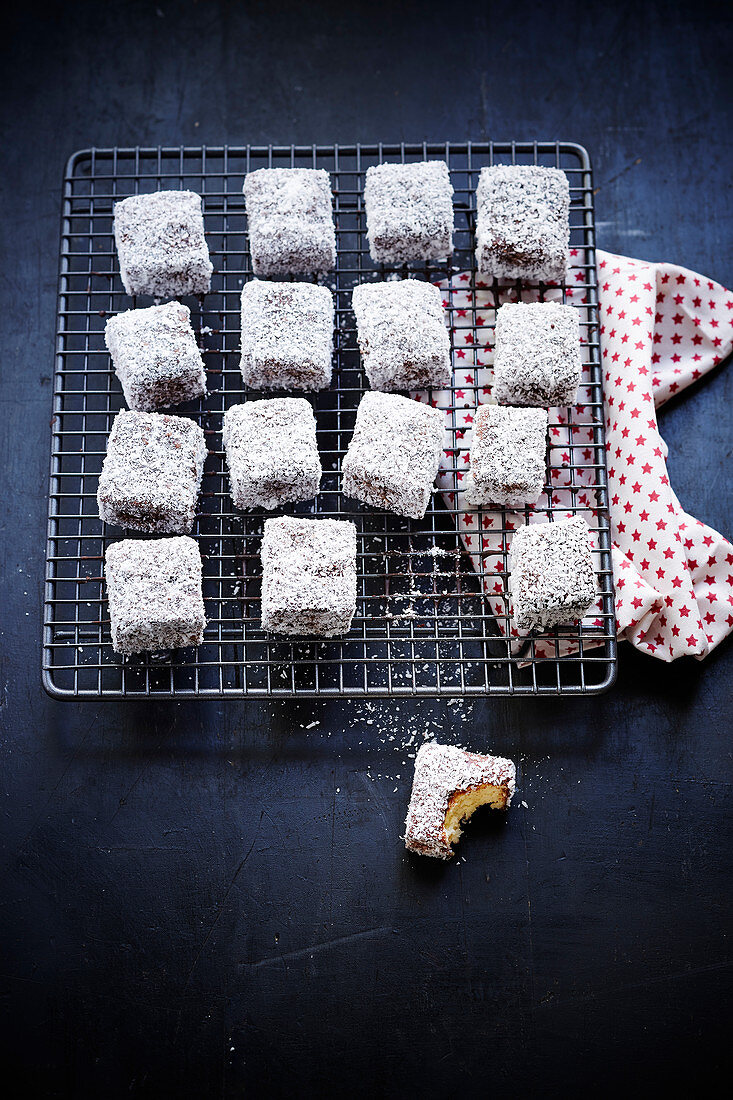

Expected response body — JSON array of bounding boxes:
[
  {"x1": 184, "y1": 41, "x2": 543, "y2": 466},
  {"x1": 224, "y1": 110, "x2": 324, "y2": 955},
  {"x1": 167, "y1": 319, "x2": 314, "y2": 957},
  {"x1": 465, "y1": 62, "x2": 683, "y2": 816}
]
[
  {"x1": 468, "y1": 404, "x2": 548, "y2": 508},
  {"x1": 223, "y1": 399, "x2": 321, "y2": 511},
  {"x1": 493, "y1": 301, "x2": 582, "y2": 407},
  {"x1": 260, "y1": 517, "x2": 357, "y2": 637},
  {"x1": 476, "y1": 165, "x2": 570, "y2": 282},
  {"x1": 364, "y1": 161, "x2": 454, "y2": 264},
  {"x1": 352, "y1": 279, "x2": 451, "y2": 391},
  {"x1": 104, "y1": 302, "x2": 206, "y2": 412},
  {"x1": 405, "y1": 742, "x2": 516, "y2": 860},
  {"x1": 105, "y1": 536, "x2": 206, "y2": 654},
  {"x1": 510, "y1": 516, "x2": 596, "y2": 632},
  {"x1": 243, "y1": 168, "x2": 336, "y2": 276},
  {"x1": 240, "y1": 280, "x2": 334, "y2": 391},
  {"x1": 113, "y1": 190, "x2": 213, "y2": 298},
  {"x1": 342, "y1": 392, "x2": 444, "y2": 520},
  {"x1": 97, "y1": 410, "x2": 207, "y2": 534}
]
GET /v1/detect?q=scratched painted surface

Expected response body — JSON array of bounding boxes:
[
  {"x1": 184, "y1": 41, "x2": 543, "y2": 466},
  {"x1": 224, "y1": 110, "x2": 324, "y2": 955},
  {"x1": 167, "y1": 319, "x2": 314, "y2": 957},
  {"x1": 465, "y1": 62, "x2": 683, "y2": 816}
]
[{"x1": 0, "y1": 1, "x2": 731, "y2": 1096}]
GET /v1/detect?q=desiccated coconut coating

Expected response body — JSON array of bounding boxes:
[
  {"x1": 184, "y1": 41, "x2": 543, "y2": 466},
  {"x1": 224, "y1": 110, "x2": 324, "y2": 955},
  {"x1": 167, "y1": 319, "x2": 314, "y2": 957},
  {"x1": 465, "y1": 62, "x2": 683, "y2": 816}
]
[
  {"x1": 468, "y1": 404, "x2": 548, "y2": 508},
  {"x1": 352, "y1": 279, "x2": 451, "y2": 391},
  {"x1": 113, "y1": 190, "x2": 213, "y2": 298},
  {"x1": 493, "y1": 301, "x2": 582, "y2": 407},
  {"x1": 105, "y1": 536, "x2": 206, "y2": 655},
  {"x1": 475, "y1": 165, "x2": 570, "y2": 282},
  {"x1": 104, "y1": 301, "x2": 206, "y2": 411},
  {"x1": 364, "y1": 161, "x2": 454, "y2": 264},
  {"x1": 223, "y1": 398, "x2": 321, "y2": 511},
  {"x1": 342, "y1": 392, "x2": 444, "y2": 520},
  {"x1": 405, "y1": 742, "x2": 516, "y2": 860},
  {"x1": 243, "y1": 168, "x2": 336, "y2": 276},
  {"x1": 510, "y1": 515, "x2": 596, "y2": 632},
  {"x1": 260, "y1": 517, "x2": 357, "y2": 637},
  {"x1": 240, "y1": 280, "x2": 334, "y2": 391},
  {"x1": 97, "y1": 410, "x2": 207, "y2": 534}
]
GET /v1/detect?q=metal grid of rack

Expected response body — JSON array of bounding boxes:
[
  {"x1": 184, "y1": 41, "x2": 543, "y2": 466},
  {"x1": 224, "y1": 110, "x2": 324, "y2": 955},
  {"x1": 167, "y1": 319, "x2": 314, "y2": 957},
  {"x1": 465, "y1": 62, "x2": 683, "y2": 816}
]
[{"x1": 43, "y1": 142, "x2": 616, "y2": 698}]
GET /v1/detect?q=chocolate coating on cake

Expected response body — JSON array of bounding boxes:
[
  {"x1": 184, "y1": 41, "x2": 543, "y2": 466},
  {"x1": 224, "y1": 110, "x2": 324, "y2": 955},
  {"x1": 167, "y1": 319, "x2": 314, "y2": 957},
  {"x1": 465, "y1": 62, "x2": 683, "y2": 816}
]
[
  {"x1": 342, "y1": 392, "x2": 444, "y2": 520},
  {"x1": 352, "y1": 279, "x2": 451, "y2": 392},
  {"x1": 405, "y1": 742, "x2": 516, "y2": 860},
  {"x1": 364, "y1": 161, "x2": 454, "y2": 264},
  {"x1": 104, "y1": 301, "x2": 206, "y2": 411},
  {"x1": 468, "y1": 404, "x2": 548, "y2": 508},
  {"x1": 97, "y1": 410, "x2": 207, "y2": 534},
  {"x1": 261, "y1": 516, "x2": 357, "y2": 637},
  {"x1": 223, "y1": 398, "x2": 321, "y2": 511},
  {"x1": 105, "y1": 536, "x2": 206, "y2": 654},
  {"x1": 475, "y1": 165, "x2": 570, "y2": 282},
  {"x1": 493, "y1": 301, "x2": 582, "y2": 407},
  {"x1": 243, "y1": 168, "x2": 336, "y2": 276},
  {"x1": 510, "y1": 515, "x2": 596, "y2": 632},
  {"x1": 113, "y1": 190, "x2": 212, "y2": 298},
  {"x1": 239, "y1": 279, "x2": 334, "y2": 391}
]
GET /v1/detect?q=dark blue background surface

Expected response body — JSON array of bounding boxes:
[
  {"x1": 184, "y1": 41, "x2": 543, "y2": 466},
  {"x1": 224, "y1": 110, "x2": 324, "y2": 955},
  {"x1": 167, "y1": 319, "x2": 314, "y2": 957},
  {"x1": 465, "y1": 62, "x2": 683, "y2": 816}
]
[{"x1": 1, "y1": 1, "x2": 731, "y2": 1096}]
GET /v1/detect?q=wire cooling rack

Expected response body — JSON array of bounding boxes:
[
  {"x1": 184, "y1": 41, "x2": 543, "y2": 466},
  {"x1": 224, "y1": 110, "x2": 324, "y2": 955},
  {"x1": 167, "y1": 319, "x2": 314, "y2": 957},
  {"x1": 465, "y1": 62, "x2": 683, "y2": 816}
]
[{"x1": 43, "y1": 141, "x2": 616, "y2": 699}]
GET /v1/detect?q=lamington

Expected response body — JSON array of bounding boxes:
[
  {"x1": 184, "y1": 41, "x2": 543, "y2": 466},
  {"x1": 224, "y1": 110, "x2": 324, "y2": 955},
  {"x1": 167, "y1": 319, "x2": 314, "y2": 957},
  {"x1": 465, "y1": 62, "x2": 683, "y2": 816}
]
[
  {"x1": 493, "y1": 301, "x2": 582, "y2": 407},
  {"x1": 223, "y1": 398, "x2": 321, "y2": 511},
  {"x1": 352, "y1": 279, "x2": 451, "y2": 391},
  {"x1": 104, "y1": 301, "x2": 206, "y2": 411},
  {"x1": 364, "y1": 161, "x2": 454, "y2": 264},
  {"x1": 105, "y1": 536, "x2": 205, "y2": 654},
  {"x1": 510, "y1": 516, "x2": 596, "y2": 632},
  {"x1": 468, "y1": 404, "x2": 548, "y2": 508},
  {"x1": 240, "y1": 280, "x2": 334, "y2": 390},
  {"x1": 97, "y1": 410, "x2": 207, "y2": 534},
  {"x1": 475, "y1": 165, "x2": 570, "y2": 282},
  {"x1": 405, "y1": 742, "x2": 516, "y2": 860},
  {"x1": 342, "y1": 392, "x2": 444, "y2": 520},
  {"x1": 260, "y1": 516, "x2": 357, "y2": 637},
  {"x1": 113, "y1": 190, "x2": 213, "y2": 297},
  {"x1": 243, "y1": 168, "x2": 336, "y2": 276}
]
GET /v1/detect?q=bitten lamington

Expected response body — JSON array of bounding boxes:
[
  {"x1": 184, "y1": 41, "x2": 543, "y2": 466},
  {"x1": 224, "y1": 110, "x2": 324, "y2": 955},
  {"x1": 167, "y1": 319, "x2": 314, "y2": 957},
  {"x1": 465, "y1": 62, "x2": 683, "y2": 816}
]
[
  {"x1": 223, "y1": 399, "x2": 321, "y2": 511},
  {"x1": 468, "y1": 404, "x2": 548, "y2": 508},
  {"x1": 105, "y1": 536, "x2": 206, "y2": 655},
  {"x1": 113, "y1": 190, "x2": 212, "y2": 298},
  {"x1": 476, "y1": 165, "x2": 570, "y2": 282},
  {"x1": 97, "y1": 410, "x2": 207, "y2": 534},
  {"x1": 342, "y1": 392, "x2": 444, "y2": 520},
  {"x1": 243, "y1": 168, "x2": 336, "y2": 276},
  {"x1": 352, "y1": 279, "x2": 451, "y2": 391},
  {"x1": 493, "y1": 301, "x2": 582, "y2": 407},
  {"x1": 405, "y1": 742, "x2": 516, "y2": 860},
  {"x1": 240, "y1": 280, "x2": 334, "y2": 391},
  {"x1": 364, "y1": 161, "x2": 454, "y2": 264},
  {"x1": 104, "y1": 302, "x2": 206, "y2": 411},
  {"x1": 261, "y1": 517, "x2": 357, "y2": 637},
  {"x1": 510, "y1": 515, "x2": 596, "y2": 632}
]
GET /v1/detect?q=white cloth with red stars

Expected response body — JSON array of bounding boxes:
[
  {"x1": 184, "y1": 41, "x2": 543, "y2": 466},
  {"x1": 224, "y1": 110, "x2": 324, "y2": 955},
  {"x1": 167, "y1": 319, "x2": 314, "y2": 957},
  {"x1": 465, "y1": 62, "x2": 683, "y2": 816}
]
[
  {"x1": 415, "y1": 249, "x2": 733, "y2": 662},
  {"x1": 597, "y1": 249, "x2": 733, "y2": 660}
]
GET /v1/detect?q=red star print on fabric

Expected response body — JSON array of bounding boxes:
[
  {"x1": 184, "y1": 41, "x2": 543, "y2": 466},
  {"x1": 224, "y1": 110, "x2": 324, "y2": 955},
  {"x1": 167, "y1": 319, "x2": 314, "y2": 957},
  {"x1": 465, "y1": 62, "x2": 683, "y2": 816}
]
[
  {"x1": 593, "y1": 249, "x2": 733, "y2": 660},
  {"x1": 412, "y1": 249, "x2": 733, "y2": 664}
]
